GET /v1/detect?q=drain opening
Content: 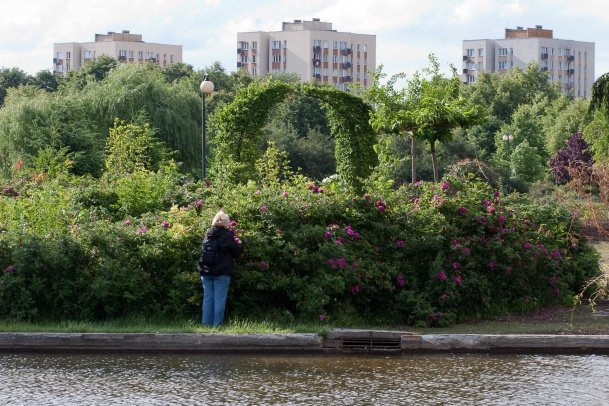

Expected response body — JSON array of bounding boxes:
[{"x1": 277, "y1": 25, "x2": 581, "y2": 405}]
[{"x1": 340, "y1": 338, "x2": 401, "y2": 351}]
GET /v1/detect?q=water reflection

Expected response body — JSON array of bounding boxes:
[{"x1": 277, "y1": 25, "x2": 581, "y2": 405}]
[{"x1": 1, "y1": 353, "x2": 608, "y2": 405}]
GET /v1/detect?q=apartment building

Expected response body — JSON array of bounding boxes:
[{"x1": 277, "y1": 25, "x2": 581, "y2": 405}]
[
  {"x1": 462, "y1": 25, "x2": 595, "y2": 98},
  {"x1": 237, "y1": 19, "x2": 376, "y2": 89},
  {"x1": 53, "y1": 30, "x2": 182, "y2": 75}
]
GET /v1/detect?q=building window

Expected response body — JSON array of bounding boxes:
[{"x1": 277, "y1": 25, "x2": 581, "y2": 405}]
[
  {"x1": 284, "y1": 40, "x2": 287, "y2": 48},
  {"x1": 129, "y1": 50, "x2": 134, "y2": 58},
  {"x1": 333, "y1": 41, "x2": 338, "y2": 49},
  {"x1": 241, "y1": 55, "x2": 248, "y2": 63},
  {"x1": 273, "y1": 54, "x2": 281, "y2": 63},
  {"x1": 466, "y1": 48, "x2": 474, "y2": 57},
  {"x1": 252, "y1": 41, "x2": 257, "y2": 49},
  {"x1": 138, "y1": 51, "x2": 144, "y2": 59},
  {"x1": 252, "y1": 55, "x2": 256, "y2": 63},
  {"x1": 252, "y1": 68, "x2": 257, "y2": 76},
  {"x1": 272, "y1": 41, "x2": 281, "y2": 49},
  {"x1": 498, "y1": 61, "x2": 508, "y2": 69},
  {"x1": 478, "y1": 62, "x2": 484, "y2": 70},
  {"x1": 241, "y1": 41, "x2": 249, "y2": 50},
  {"x1": 66, "y1": 51, "x2": 71, "y2": 59},
  {"x1": 84, "y1": 50, "x2": 95, "y2": 59},
  {"x1": 323, "y1": 54, "x2": 328, "y2": 62},
  {"x1": 314, "y1": 39, "x2": 321, "y2": 47},
  {"x1": 478, "y1": 48, "x2": 483, "y2": 56},
  {"x1": 170, "y1": 54, "x2": 174, "y2": 62},
  {"x1": 498, "y1": 48, "x2": 508, "y2": 56},
  {"x1": 333, "y1": 55, "x2": 338, "y2": 63},
  {"x1": 322, "y1": 68, "x2": 328, "y2": 76},
  {"x1": 467, "y1": 75, "x2": 475, "y2": 83},
  {"x1": 340, "y1": 41, "x2": 347, "y2": 50},
  {"x1": 363, "y1": 44, "x2": 367, "y2": 52},
  {"x1": 323, "y1": 40, "x2": 328, "y2": 49}
]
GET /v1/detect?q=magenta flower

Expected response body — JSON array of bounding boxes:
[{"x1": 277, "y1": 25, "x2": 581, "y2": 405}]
[
  {"x1": 255, "y1": 189, "x2": 262, "y2": 195},
  {"x1": 461, "y1": 247, "x2": 471, "y2": 256},
  {"x1": 336, "y1": 258, "x2": 347, "y2": 269},
  {"x1": 396, "y1": 273, "x2": 406, "y2": 287},
  {"x1": 350, "y1": 284, "x2": 362, "y2": 294},
  {"x1": 345, "y1": 225, "x2": 361, "y2": 239},
  {"x1": 161, "y1": 220, "x2": 170, "y2": 229},
  {"x1": 523, "y1": 242, "x2": 532, "y2": 250},
  {"x1": 5, "y1": 265, "x2": 14, "y2": 273},
  {"x1": 123, "y1": 219, "x2": 132, "y2": 226},
  {"x1": 487, "y1": 206, "x2": 495, "y2": 214},
  {"x1": 136, "y1": 226, "x2": 148, "y2": 235},
  {"x1": 550, "y1": 249, "x2": 561, "y2": 259},
  {"x1": 282, "y1": 191, "x2": 289, "y2": 198},
  {"x1": 548, "y1": 275, "x2": 558, "y2": 285},
  {"x1": 396, "y1": 240, "x2": 405, "y2": 249},
  {"x1": 498, "y1": 215, "x2": 507, "y2": 224},
  {"x1": 452, "y1": 262, "x2": 461, "y2": 270},
  {"x1": 459, "y1": 206, "x2": 468, "y2": 215},
  {"x1": 324, "y1": 231, "x2": 332, "y2": 239},
  {"x1": 552, "y1": 287, "x2": 560, "y2": 295},
  {"x1": 327, "y1": 258, "x2": 337, "y2": 269},
  {"x1": 454, "y1": 274, "x2": 462, "y2": 285},
  {"x1": 230, "y1": 220, "x2": 238, "y2": 227},
  {"x1": 335, "y1": 236, "x2": 344, "y2": 245},
  {"x1": 415, "y1": 180, "x2": 422, "y2": 186},
  {"x1": 259, "y1": 205, "x2": 269, "y2": 213},
  {"x1": 3, "y1": 186, "x2": 13, "y2": 194},
  {"x1": 319, "y1": 314, "x2": 326, "y2": 321},
  {"x1": 430, "y1": 311, "x2": 444, "y2": 321},
  {"x1": 436, "y1": 271, "x2": 448, "y2": 282},
  {"x1": 259, "y1": 261, "x2": 269, "y2": 270},
  {"x1": 441, "y1": 181, "x2": 450, "y2": 191},
  {"x1": 493, "y1": 191, "x2": 500, "y2": 198},
  {"x1": 487, "y1": 261, "x2": 497, "y2": 269},
  {"x1": 477, "y1": 216, "x2": 487, "y2": 225},
  {"x1": 375, "y1": 199, "x2": 387, "y2": 213},
  {"x1": 193, "y1": 199, "x2": 203, "y2": 209}
]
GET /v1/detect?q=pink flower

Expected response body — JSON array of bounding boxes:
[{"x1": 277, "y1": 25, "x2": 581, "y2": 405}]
[
  {"x1": 459, "y1": 206, "x2": 468, "y2": 215},
  {"x1": 327, "y1": 258, "x2": 337, "y2": 269},
  {"x1": 454, "y1": 274, "x2": 462, "y2": 285},
  {"x1": 461, "y1": 247, "x2": 471, "y2": 256},
  {"x1": 345, "y1": 225, "x2": 361, "y2": 239},
  {"x1": 375, "y1": 200, "x2": 387, "y2": 213},
  {"x1": 259, "y1": 205, "x2": 268, "y2": 213},
  {"x1": 552, "y1": 287, "x2": 560, "y2": 295},
  {"x1": 123, "y1": 219, "x2": 132, "y2": 226},
  {"x1": 350, "y1": 284, "x2": 362, "y2": 294},
  {"x1": 136, "y1": 226, "x2": 148, "y2": 235},
  {"x1": 335, "y1": 236, "x2": 344, "y2": 245},
  {"x1": 5, "y1": 265, "x2": 14, "y2": 273},
  {"x1": 548, "y1": 275, "x2": 558, "y2": 285},
  {"x1": 396, "y1": 240, "x2": 405, "y2": 249},
  {"x1": 193, "y1": 199, "x2": 203, "y2": 209},
  {"x1": 498, "y1": 215, "x2": 507, "y2": 224},
  {"x1": 336, "y1": 258, "x2": 347, "y2": 269},
  {"x1": 319, "y1": 314, "x2": 326, "y2": 321},
  {"x1": 161, "y1": 220, "x2": 170, "y2": 229},
  {"x1": 487, "y1": 261, "x2": 497, "y2": 269},
  {"x1": 487, "y1": 206, "x2": 495, "y2": 214},
  {"x1": 282, "y1": 191, "x2": 289, "y2": 198},
  {"x1": 523, "y1": 242, "x2": 532, "y2": 250},
  {"x1": 324, "y1": 231, "x2": 332, "y2": 239},
  {"x1": 259, "y1": 261, "x2": 269, "y2": 270},
  {"x1": 255, "y1": 189, "x2": 262, "y2": 195},
  {"x1": 452, "y1": 262, "x2": 461, "y2": 270},
  {"x1": 436, "y1": 271, "x2": 448, "y2": 282},
  {"x1": 230, "y1": 220, "x2": 238, "y2": 227},
  {"x1": 441, "y1": 181, "x2": 450, "y2": 191}
]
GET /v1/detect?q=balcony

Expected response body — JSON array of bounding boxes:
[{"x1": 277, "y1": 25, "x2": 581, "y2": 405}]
[
  {"x1": 53, "y1": 58, "x2": 57, "y2": 64},
  {"x1": 541, "y1": 66, "x2": 548, "y2": 72},
  {"x1": 569, "y1": 68, "x2": 575, "y2": 75},
  {"x1": 344, "y1": 76, "x2": 353, "y2": 82},
  {"x1": 237, "y1": 48, "x2": 242, "y2": 54},
  {"x1": 312, "y1": 59, "x2": 321, "y2": 66},
  {"x1": 118, "y1": 56, "x2": 126, "y2": 62},
  {"x1": 315, "y1": 74, "x2": 321, "y2": 80},
  {"x1": 237, "y1": 62, "x2": 242, "y2": 68},
  {"x1": 463, "y1": 55, "x2": 470, "y2": 61},
  {"x1": 462, "y1": 68, "x2": 469, "y2": 74},
  {"x1": 568, "y1": 55, "x2": 575, "y2": 62},
  {"x1": 541, "y1": 53, "x2": 548, "y2": 59},
  {"x1": 341, "y1": 62, "x2": 352, "y2": 69},
  {"x1": 313, "y1": 46, "x2": 321, "y2": 52}
]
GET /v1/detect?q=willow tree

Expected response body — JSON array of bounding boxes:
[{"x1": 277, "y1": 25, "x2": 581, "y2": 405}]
[
  {"x1": 586, "y1": 72, "x2": 609, "y2": 162},
  {"x1": 369, "y1": 55, "x2": 480, "y2": 182}
]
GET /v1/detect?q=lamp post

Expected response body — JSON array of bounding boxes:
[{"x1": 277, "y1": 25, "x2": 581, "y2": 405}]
[
  {"x1": 502, "y1": 132, "x2": 514, "y2": 157},
  {"x1": 199, "y1": 74, "x2": 214, "y2": 180}
]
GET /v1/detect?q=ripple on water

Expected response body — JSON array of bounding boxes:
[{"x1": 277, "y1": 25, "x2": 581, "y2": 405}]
[{"x1": 1, "y1": 353, "x2": 609, "y2": 405}]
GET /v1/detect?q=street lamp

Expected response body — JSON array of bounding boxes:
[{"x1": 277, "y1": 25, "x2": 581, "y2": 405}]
[
  {"x1": 502, "y1": 132, "x2": 514, "y2": 156},
  {"x1": 199, "y1": 74, "x2": 214, "y2": 180}
]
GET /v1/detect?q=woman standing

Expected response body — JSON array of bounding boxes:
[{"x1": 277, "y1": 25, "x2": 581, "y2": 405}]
[{"x1": 199, "y1": 209, "x2": 243, "y2": 326}]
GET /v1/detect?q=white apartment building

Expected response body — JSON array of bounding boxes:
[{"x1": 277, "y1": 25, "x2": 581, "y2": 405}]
[
  {"x1": 463, "y1": 25, "x2": 595, "y2": 98},
  {"x1": 53, "y1": 30, "x2": 182, "y2": 76},
  {"x1": 237, "y1": 19, "x2": 376, "y2": 89}
]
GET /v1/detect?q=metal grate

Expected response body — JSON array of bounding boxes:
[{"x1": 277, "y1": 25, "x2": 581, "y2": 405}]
[{"x1": 340, "y1": 337, "x2": 402, "y2": 352}]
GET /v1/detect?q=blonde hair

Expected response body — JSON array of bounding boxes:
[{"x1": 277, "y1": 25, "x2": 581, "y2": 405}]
[{"x1": 211, "y1": 209, "x2": 230, "y2": 229}]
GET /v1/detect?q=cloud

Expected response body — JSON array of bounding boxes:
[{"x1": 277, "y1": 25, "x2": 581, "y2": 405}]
[{"x1": 452, "y1": 0, "x2": 498, "y2": 24}]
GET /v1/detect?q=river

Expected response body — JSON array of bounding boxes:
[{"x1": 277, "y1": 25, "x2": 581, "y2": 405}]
[{"x1": 1, "y1": 352, "x2": 608, "y2": 405}]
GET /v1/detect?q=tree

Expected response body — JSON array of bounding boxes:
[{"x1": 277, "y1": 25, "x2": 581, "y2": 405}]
[
  {"x1": 161, "y1": 62, "x2": 194, "y2": 84},
  {"x1": 368, "y1": 55, "x2": 480, "y2": 182},
  {"x1": 586, "y1": 72, "x2": 609, "y2": 163},
  {"x1": 30, "y1": 70, "x2": 61, "y2": 93},
  {"x1": 510, "y1": 140, "x2": 544, "y2": 182},
  {"x1": 549, "y1": 132, "x2": 593, "y2": 184},
  {"x1": 0, "y1": 67, "x2": 30, "y2": 106},
  {"x1": 543, "y1": 97, "x2": 590, "y2": 157}
]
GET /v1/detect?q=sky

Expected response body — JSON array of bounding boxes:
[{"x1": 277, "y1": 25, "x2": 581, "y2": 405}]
[{"x1": 1, "y1": 0, "x2": 608, "y2": 79}]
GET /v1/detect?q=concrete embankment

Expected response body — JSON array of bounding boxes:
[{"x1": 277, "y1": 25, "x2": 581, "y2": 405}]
[{"x1": 1, "y1": 330, "x2": 609, "y2": 354}]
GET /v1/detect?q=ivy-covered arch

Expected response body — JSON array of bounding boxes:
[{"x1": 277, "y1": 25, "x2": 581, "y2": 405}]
[{"x1": 211, "y1": 79, "x2": 377, "y2": 189}]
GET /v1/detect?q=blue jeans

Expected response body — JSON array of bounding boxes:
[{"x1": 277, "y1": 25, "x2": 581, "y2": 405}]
[{"x1": 201, "y1": 274, "x2": 231, "y2": 326}]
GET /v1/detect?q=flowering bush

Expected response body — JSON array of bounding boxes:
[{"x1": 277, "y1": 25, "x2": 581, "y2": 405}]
[{"x1": 0, "y1": 169, "x2": 600, "y2": 326}]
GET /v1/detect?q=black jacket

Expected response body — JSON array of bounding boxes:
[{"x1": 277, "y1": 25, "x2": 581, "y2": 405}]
[{"x1": 200, "y1": 226, "x2": 243, "y2": 276}]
